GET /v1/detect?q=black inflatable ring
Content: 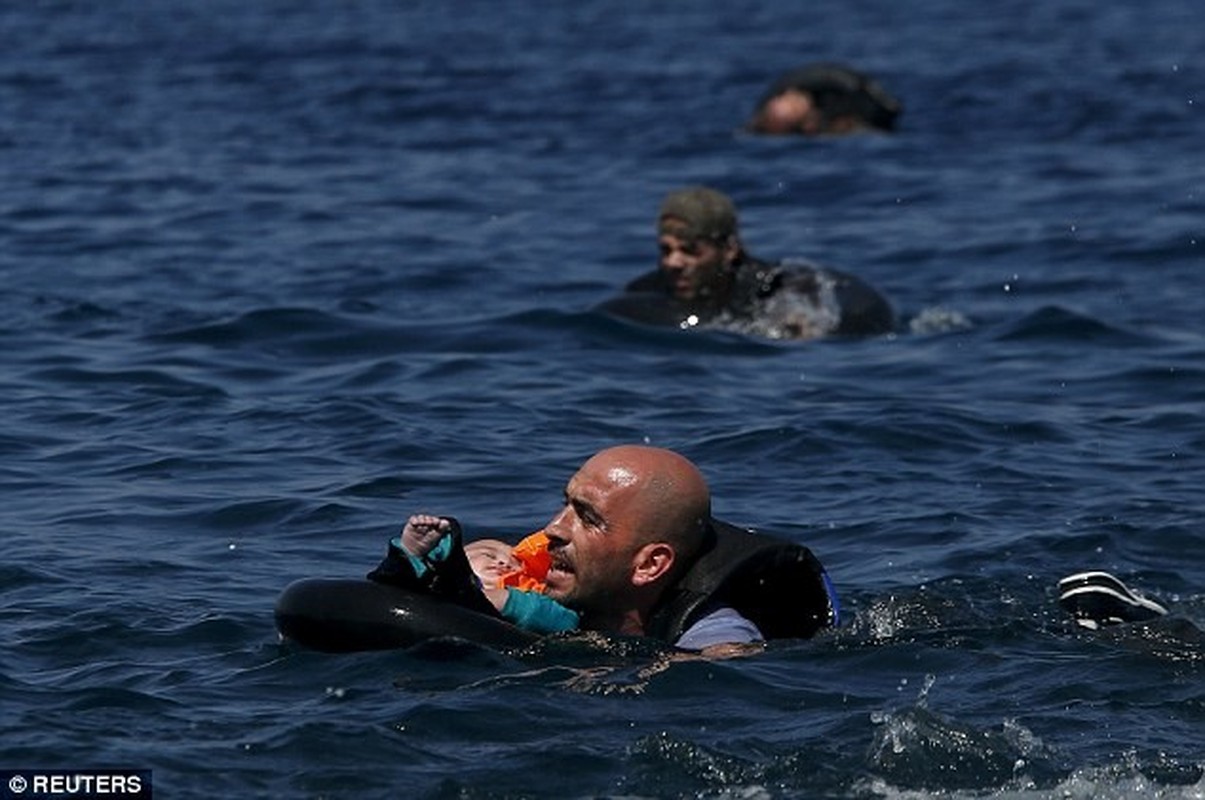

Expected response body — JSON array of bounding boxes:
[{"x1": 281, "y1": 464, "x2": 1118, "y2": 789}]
[{"x1": 275, "y1": 578, "x2": 538, "y2": 652}]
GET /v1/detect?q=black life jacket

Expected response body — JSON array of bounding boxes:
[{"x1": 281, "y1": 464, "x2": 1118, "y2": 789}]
[{"x1": 645, "y1": 519, "x2": 839, "y2": 643}]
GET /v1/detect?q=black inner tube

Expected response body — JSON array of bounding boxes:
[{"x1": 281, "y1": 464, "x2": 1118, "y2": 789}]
[{"x1": 274, "y1": 577, "x2": 538, "y2": 653}]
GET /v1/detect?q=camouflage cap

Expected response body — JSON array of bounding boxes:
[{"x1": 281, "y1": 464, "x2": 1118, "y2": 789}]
[{"x1": 657, "y1": 186, "x2": 738, "y2": 242}]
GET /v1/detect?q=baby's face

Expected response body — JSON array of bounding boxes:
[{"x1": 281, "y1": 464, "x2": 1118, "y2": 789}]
[{"x1": 466, "y1": 539, "x2": 522, "y2": 586}]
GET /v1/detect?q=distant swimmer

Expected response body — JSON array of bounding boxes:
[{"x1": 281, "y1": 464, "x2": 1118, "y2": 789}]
[
  {"x1": 746, "y1": 63, "x2": 902, "y2": 136},
  {"x1": 598, "y1": 186, "x2": 894, "y2": 341}
]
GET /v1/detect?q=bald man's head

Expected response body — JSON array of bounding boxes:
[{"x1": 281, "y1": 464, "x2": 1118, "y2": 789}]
[
  {"x1": 585, "y1": 445, "x2": 711, "y2": 558},
  {"x1": 541, "y1": 446, "x2": 713, "y2": 631}
]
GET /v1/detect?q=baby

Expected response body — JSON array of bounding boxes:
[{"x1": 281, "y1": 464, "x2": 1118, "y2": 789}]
[{"x1": 394, "y1": 514, "x2": 579, "y2": 635}]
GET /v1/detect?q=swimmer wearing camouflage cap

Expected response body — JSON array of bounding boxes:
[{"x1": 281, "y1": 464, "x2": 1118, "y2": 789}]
[{"x1": 600, "y1": 186, "x2": 894, "y2": 341}]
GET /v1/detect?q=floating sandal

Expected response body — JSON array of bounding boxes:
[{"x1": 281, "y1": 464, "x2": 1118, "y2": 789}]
[{"x1": 1057, "y1": 571, "x2": 1168, "y2": 630}]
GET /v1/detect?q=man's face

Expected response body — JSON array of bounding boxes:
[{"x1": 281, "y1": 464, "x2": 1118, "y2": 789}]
[
  {"x1": 541, "y1": 455, "x2": 645, "y2": 610},
  {"x1": 657, "y1": 226, "x2": 736, "y2": 301}
]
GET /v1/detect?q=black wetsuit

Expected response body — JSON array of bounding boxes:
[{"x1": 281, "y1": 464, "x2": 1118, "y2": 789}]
[{"x1": 600, "y1": 254, "x2": 894, "y2": 339}]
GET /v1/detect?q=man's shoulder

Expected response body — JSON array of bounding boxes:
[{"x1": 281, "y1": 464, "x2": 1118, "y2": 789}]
[
  {"x1": 673, "y1": 604, "x2": 763, "y2": 650},
  {"x1": 741, "y1": 256, "x2": 895, "y2": 336}
]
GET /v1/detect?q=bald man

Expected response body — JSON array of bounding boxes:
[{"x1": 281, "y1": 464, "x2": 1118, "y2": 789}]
[
  {"x1": 368, "y1": 445, "x2": 838, "y2": 652},
  {"x1": 541, "y1": 445, "x2": 763, "y2": 649}
]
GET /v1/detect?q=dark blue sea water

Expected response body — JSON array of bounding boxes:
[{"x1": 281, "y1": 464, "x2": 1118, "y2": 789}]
[{"x1": 3, "y1": 1, "x2": 1202, "y2": 798}]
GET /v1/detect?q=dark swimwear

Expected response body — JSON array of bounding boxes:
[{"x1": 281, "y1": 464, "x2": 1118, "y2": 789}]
[{"x1": 601, "y1": 254, "x2": 894, "y2": 339}]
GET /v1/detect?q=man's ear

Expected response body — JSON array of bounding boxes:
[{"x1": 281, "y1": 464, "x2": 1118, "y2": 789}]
[{"x1": 631, "y1": 542, "x2": 675, "y2": 586}]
